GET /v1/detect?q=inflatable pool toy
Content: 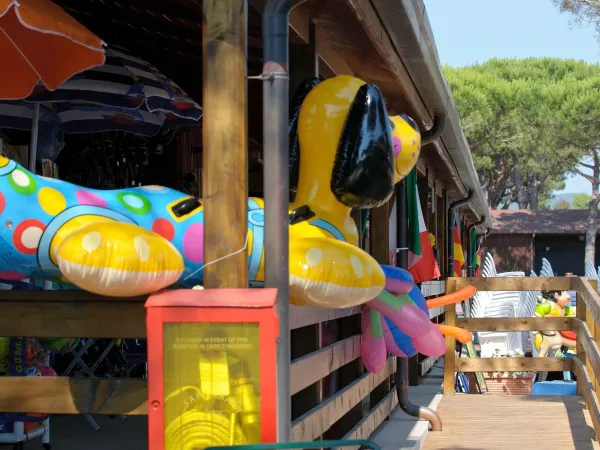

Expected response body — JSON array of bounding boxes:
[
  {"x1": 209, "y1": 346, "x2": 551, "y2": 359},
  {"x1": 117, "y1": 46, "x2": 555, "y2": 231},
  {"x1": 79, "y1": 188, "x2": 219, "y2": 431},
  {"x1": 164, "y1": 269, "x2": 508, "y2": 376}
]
[
  {"x1": 0, "y1": 75, "x2": 417, "y2": 309},
  {"x1": 533, "y1": 289, "x2": 576, "y2": 357},
  {"x1": 362, "y1": 266, "x2": 475, "y2": 373}
]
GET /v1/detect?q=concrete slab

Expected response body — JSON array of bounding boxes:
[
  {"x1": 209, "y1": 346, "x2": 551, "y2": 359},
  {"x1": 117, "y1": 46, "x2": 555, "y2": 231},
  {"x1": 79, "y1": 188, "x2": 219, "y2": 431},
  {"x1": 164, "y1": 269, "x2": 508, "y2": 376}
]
[
  {"x1": 369, "y1": 383, "x2": 443, "y2": 450},
  {"x1": 370, "y1": 360, "x2": 444, "y2": 450}
]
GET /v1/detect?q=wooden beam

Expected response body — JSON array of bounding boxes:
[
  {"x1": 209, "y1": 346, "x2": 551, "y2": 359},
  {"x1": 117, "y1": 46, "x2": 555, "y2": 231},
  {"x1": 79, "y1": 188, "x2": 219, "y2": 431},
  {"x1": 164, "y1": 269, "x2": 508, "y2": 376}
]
[
  {"x1": 456, "y1": 317, "x2": 572, "y2": 332},
  {"x1": 455, "y1": 357, "x2": 570, "y2": 373},
  {"x1": 0, "y1": 378, "x2": 147, "y2": 415},
  {"x1": 572, "y1": 278, "x2": 600, "y2": 334},
  {"x1": 290, "y1": 335, "x2": 361, "y2": 395},
  {"x1": 577, "y1": 288, "x2": 588, "y2": 397},
  {"x1": 0, "y1": 291, "x2": 145, "y2": 338},
  {"x1": 453, "y1": 277, "x2": 571, "y2": 292},
  {"x1": 420, "y1": 355, "x2": 440, "y2": 376},
  {"x1": 571, "y1": 357, "x2": 600, "y2": 440},
  {"x1": 574, "y1": 318, "x2": 600, "y2": 392},
  {"x1": 344, "y1": 0, "x2": 431, "y2": 126},
  {"x1": 332, "y1": 389, "x2": 398, "y2": 450},
  {"x1": 291, "y1": 357, "x2": 396, "y2": 441},
  {"x1": 202, "y1": 0, "x2": 249, "y2": 288}
]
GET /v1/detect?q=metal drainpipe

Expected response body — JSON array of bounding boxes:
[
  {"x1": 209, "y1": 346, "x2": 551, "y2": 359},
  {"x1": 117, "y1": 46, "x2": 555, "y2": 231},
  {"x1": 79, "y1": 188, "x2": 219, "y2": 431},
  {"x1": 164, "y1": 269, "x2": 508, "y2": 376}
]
[
  {"x1": 446, "y1": 191, "x2": 475, "y2": 279},
  {"x1": 262, "y1": 0, "x2": 295, "y2": 441},
  {"x1": 421, "y1": 116, "x2": 446, "y2": 145},
  {"x1": 466, "y1": 215, "x2": 487, "y2": 277},
  {"x1": 395, "y1": 180, "x2": 442, "y2": 431}
]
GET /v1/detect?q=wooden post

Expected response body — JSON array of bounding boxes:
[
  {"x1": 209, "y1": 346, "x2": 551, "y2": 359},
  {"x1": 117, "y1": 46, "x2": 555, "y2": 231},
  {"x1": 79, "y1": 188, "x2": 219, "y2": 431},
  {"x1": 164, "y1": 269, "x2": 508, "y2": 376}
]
[
  {"x1": 443, "y1": 278, "x2": 457, "y2": 395},
  {"x1": 202, "y1": 0, "x2": 249, "y2": 289}
]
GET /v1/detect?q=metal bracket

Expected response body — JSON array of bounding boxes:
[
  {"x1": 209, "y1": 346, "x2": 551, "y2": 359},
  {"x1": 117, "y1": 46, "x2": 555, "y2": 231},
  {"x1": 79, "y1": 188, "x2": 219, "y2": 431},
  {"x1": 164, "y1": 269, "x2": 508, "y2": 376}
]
[{"x1": 247, "y1": 71, "x2": 289, "y2": 81}]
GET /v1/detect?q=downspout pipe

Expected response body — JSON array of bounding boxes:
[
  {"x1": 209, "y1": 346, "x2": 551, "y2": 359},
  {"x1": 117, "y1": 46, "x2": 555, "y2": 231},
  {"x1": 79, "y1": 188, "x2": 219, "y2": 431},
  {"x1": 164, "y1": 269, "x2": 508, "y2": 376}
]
[
  {"x1": 395, "y1": 180, "x2": 442, "y2": 431},
  {"x1": 421, "y1": 115, "x2": 446, "y2": 145},
  {"x1": 446, "y1": 191, "x2": 475, "y2": 278},
  {"x1": 466, "y1": 215, "x2": 486, "y2": 277},
  {"x1": 262, "y1": 0, "x2": 294, "y2": 441}
]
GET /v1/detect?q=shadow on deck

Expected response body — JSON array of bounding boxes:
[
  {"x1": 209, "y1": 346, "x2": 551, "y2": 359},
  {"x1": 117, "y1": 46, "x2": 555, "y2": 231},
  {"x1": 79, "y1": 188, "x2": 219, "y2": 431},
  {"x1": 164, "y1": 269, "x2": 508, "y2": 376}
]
[{"x1": 423, "y1": 394, "x2": 599, "y2": 450}]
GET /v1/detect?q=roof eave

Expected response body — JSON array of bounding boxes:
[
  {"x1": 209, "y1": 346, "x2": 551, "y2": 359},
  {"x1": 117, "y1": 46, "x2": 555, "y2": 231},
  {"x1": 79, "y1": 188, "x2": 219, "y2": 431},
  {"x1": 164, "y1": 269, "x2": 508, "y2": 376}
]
[{"x1": 370, "y1": 0, "x2": 492, "y2": 231}]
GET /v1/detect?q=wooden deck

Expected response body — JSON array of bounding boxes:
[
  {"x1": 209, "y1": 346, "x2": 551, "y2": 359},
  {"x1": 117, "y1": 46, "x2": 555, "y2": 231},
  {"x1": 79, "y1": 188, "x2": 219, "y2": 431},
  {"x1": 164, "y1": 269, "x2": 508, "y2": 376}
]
[{"x1": 424, "y1": 395, "x2": 600, "y2": 450}]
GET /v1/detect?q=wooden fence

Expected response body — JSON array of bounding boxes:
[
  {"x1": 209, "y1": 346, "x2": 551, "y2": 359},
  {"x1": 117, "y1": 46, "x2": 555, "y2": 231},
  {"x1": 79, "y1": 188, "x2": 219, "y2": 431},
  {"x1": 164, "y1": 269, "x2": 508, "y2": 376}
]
[
  {"x1": 443, "y1": 276, "x2": 600, "y2": 438},
  {"x1": 0, "y1": 277, "x2": 448, "y2": 446}
]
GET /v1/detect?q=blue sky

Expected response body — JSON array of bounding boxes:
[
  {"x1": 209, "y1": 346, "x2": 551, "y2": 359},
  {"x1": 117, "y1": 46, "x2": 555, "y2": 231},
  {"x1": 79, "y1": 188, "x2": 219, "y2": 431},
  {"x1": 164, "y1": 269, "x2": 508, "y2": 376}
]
[{"x1": 425, "y1": 0, "x2": 600, "y2": 195}]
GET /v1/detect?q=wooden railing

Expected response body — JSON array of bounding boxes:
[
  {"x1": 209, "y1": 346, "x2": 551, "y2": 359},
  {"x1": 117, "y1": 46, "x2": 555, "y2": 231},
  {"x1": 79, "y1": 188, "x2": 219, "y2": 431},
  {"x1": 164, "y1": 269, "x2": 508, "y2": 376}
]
[
  {"x1": 443, "y1": 276, "x2": 600, "y2": 438},
  {"x1": 0, "y1": 281, "x2": 442, "y2": 446}
]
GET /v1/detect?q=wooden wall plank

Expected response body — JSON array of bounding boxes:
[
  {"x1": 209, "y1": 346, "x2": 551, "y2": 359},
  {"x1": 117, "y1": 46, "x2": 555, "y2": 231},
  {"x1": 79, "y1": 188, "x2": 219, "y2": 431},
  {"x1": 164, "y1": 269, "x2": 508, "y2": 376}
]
[
  {"x1": 421, "y1": 281, "x2": 445, "y2": 297},
  {"x1": 577, "y1": 289, "x2": 588, "y2": 397},
  {"x1": 291, "y1": 357, "x2": 396, "y2": 442},
  {"x1": 290, "y1": 306, "x2": 357, "y2": 329},
  {"x1": 453, "y1": 277, "x2": 571, "y2": 292},
  {"x1": 571, "y1": 357, "x2": 600, "y2": 440},
  {"x1": 456, "y1": 317, "x2": 572, "y2": 332},
  {"x1": 0, "y1": 378, "x2": 147, "y2": 415},
  {"x1": 290, "y1": 335, "x2": 361, "y2": 395},
  {"x1": 574, "y1": 319, "x2": 600, "y2": 391},
  {"x1": 572, "y1": 278, "x2": 600, "y2": 337},
  {"x1": 0, "y1": 298, "x2": 145, "y2": 338},
  {"x1": 455, "y1": 357, "x2": 570, "y2": 373},
  {"x1": 202, "y1": 0, "x2": 249, "y2": 288},
  {"x1": 331, "y1": 389, "x2": 398, "y2": 450}
]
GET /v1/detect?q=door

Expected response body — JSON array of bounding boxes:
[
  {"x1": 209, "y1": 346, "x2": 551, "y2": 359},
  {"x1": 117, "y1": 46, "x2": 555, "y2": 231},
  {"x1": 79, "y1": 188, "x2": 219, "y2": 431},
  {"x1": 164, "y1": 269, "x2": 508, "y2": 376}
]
[{"x1": 534, "y1": 235, "x2": 585, "y2": 276}]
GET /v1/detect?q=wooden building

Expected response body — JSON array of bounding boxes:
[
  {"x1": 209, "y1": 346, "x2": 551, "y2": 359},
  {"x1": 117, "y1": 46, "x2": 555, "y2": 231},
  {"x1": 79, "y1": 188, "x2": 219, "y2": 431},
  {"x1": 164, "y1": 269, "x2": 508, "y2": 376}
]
[
  {"x1": 486, "y1": 210, "x2": 600, "y2": 276},
  {"x1": 0, "y1": 0, "x2": 491, "y2": 446}
]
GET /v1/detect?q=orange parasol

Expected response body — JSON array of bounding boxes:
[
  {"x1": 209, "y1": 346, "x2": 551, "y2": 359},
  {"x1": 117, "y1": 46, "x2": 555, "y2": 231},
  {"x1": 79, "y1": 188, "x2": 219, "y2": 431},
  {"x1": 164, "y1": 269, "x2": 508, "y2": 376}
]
[{"x1": 0, "y1": 0, "x2": 105, "y2": 100}]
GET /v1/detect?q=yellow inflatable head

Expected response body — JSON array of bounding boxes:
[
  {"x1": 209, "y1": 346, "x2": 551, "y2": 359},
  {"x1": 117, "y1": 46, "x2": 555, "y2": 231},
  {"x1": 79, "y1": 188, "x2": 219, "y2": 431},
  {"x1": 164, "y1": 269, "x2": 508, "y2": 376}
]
[
  {"x1": 390, "y1": 114, "x2": 421, "y2": 183},
  {"x1": 289, "y1": 76, "x2": 421, "y2": 212},
  {"x1": 289, "y1": 75, "x2": 395, "y2": 211}
]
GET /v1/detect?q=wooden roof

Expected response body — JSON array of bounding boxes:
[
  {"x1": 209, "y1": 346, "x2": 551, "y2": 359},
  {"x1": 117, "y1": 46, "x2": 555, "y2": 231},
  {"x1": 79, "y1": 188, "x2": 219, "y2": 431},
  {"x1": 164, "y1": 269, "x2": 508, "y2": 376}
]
[
  {"x1": 491, "y1": 210, "x2": 597, "y2": 235},
  {"x1": 53, "y1": 0, "x2": 490, "y2": 228}
]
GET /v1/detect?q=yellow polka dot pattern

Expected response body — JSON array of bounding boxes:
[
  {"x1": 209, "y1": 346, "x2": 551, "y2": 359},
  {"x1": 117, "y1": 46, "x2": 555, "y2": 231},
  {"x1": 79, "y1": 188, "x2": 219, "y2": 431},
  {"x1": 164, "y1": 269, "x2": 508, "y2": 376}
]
[
  {"x1": 289, "y1": 237, "x2": 385, "y2": 308},
  {"x1": 38, "y1": 187, "x2": 67, "y2": 216},
  {"x1": 56, "y1": 222, "x2": 184, "y2": 297}
]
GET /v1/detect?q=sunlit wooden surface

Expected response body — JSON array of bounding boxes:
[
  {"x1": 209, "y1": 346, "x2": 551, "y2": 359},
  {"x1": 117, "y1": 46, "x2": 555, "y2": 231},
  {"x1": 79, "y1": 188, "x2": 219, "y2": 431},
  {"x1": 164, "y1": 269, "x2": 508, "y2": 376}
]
[{"x1": 424, "y1": 394, "x2": 600, "y2": 450}]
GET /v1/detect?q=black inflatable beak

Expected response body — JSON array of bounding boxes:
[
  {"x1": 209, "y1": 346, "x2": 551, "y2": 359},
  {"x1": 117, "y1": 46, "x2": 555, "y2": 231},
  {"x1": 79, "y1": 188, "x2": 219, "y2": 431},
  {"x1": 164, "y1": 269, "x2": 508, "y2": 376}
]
[{"x1": 331, "y1": 83, "x2": 394, "y2": 208}]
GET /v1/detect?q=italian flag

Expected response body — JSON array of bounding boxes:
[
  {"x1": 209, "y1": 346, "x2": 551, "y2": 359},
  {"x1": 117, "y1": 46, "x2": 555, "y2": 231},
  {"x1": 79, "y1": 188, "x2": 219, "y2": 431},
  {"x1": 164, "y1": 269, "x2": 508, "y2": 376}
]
[
  {"x1": 453, "y1": 219, "x2": 465, "y2": 277},
  {"x1": 406, "y1": 169, "x2": 440, "y2": 283}
]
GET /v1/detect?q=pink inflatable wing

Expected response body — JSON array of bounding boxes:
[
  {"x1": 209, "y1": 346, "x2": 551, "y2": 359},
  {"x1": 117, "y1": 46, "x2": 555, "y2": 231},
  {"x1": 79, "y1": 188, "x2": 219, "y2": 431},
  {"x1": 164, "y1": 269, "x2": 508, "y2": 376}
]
[
  {"x1": 361, "y1": 307, "x2": 388, "y2": 373},
  {"x1": 412, "y1": 326, "x2": 445, "y2": 357},
  {"x1": 368, "y1": 290, "x2": 431, "y2": 338}
]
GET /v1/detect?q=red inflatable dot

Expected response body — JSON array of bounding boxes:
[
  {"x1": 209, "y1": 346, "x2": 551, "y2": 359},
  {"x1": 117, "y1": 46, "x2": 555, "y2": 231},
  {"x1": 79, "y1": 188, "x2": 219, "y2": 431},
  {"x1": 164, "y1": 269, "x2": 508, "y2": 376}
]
[
  {"x1": 13, "y1": 219, "x2": 46, "y2": 255},
  {"x1": 152, "y1": 218, "x2": 175, "y2": 241},
  {"x1": 0, "y1": 192, "x2": 4, "y2": 215}
]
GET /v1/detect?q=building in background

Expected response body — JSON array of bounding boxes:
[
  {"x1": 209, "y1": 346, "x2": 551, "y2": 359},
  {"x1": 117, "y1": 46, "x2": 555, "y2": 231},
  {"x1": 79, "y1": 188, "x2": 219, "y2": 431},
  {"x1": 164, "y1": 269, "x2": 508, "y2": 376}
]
[{"x1": 485, "y1": 210, "x2": 600, "y2": 275}]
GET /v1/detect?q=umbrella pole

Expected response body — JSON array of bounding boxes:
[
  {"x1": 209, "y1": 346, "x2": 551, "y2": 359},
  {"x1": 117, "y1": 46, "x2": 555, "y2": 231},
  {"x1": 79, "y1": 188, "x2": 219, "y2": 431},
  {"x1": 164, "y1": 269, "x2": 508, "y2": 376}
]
[
  {"x1": 28, "y1": 103, "x2": 40, "y2": 173},
  {"x1": 28, "y1": 103, "x2": 52, "y2": 291}
]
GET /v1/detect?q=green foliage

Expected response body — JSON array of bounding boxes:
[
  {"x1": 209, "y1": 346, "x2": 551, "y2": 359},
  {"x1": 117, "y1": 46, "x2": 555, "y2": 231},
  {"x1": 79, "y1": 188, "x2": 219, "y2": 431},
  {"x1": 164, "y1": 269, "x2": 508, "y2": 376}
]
[
  {"x1": 573, "y1": 193, "x2": 592, "y2": 209},
  {"x1": 554, "y1": 199, "x2": 571, "y2": 209},
  {"x1": 445, "y1": 58, "x2": 600, "y2": 209}
]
